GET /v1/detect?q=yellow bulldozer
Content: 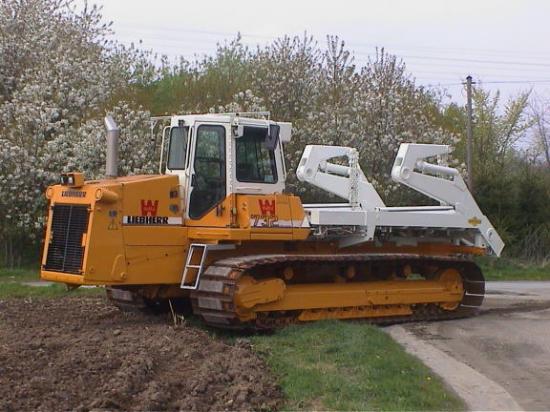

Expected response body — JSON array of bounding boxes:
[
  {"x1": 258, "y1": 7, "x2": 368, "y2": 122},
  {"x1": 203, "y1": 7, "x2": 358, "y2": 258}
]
[{"x1": 40, "y1": 113, "x2": 503, "y2": 329}]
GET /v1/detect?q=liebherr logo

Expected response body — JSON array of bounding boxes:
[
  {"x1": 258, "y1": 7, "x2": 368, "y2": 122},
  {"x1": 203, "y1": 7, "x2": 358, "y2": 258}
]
[
  {"x1": 258, "y1": 199, "x2": 276, "y2": 215},
  {"x1": 140, "y1": 199, "x2": 159, "y2": 216},
  {"x1": 122, "y1": 199, "x2": 179, "y2": 225},
  {"x1": 61, "y1": 190, "x2": 86, "y2": 198}
]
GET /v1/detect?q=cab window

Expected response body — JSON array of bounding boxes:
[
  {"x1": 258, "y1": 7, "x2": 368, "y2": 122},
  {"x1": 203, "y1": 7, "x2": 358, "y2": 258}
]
[
  {"x1": 236, "y1": 127, "x2": 278, "y2": 184},
  {"x1": 167, "y1": 126, "x2": 189, "y2": 170}
]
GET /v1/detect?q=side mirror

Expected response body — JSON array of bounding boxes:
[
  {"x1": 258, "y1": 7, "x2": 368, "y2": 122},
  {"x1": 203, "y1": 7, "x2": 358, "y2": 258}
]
[
  {"x1": 278, "y1": 122, "x2": 292, "y2": 143},
  {"x1": 233, "y1": 124, "x2": 245, "y2": 138}
]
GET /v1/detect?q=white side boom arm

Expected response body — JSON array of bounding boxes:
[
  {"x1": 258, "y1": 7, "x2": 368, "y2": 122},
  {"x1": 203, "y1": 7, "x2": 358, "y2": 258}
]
[
  {"x1": 296, "y1": 145, "x2": 385, "y2": 210},
  {"x1": 391, "y1": 143, "x2": 504, "y2": 254},
  {"x1": 296, "y1": 143, "x2": 504, "y2": 256}
]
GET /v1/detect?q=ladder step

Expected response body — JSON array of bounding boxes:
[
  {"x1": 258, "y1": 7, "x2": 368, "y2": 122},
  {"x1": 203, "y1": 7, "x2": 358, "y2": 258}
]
[
  {"x1": 181, "y1": 244, "x2": 234, "y2": 290},
  {"x1": 181, "y1": 244, "x2": 209, "y2": 290}
]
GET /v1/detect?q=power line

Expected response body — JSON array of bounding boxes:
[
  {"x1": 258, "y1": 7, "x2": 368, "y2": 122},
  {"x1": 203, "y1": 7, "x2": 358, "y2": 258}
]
[
  {"x1": 120, "y1": 34, "x2": 550, "y2": 79},
  {"x1": 114, "y1": 24, "x2": 550, "y2": 61},
  {"x1": 421, "y1": 82, "x2": 465, "y2": 87},
  {"x1": 109, "y1": 27, "x2": 550, "y2": 91},
  {"x1": 113, "y1": 26, "x2": 550, "y2": 69},
  {"x1": 423, "y1": 80, "x2": 550, "y2": 87},
  {"x1": 375, "y1": 54, "x2": 550, "y2": 68},
  {"x1": 344, "y1": 39, "x2": 550, "y2": 61},
  {"x1": 359, "y1": 64, "x2": 550, "y2": 78},
  {"x1": 478, "y1": 80, "x2": 550, "y2": 84},
  {"x1": 114, "y1": 29, "x2": 550, "y2": 75}
]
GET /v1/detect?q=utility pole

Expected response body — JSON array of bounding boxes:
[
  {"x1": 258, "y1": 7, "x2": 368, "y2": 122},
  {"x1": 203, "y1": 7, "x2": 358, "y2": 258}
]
[{"x1": 465, "y1": 75, "x2": 475, "y2": 191}]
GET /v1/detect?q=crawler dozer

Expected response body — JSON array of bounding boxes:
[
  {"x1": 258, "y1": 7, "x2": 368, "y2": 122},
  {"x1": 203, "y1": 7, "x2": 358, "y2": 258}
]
[{"x1": 41, "y1": 113, "x2": 503, "y2": 329}]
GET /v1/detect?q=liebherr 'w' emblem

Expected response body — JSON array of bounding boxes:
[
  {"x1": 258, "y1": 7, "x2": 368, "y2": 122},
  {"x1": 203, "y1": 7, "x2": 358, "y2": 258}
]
[
  {"x1": 258, "y1": 199, "x2": 276, "y2": 215},
  {"x1": 141, "y1": 200, "x2": 159, "y2": 216}
]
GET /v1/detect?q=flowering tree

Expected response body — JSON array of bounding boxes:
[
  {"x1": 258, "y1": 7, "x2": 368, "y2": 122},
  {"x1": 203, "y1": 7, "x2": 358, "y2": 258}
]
[
  {"x1": 0, "y1": 0, "x2": 155, "y2": 266},
  {"x1": 352, "y1": 49, "x2": 457, "y2": 203}
]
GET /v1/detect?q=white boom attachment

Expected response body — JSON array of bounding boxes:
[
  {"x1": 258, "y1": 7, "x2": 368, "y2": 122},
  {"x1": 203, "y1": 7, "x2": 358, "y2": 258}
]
[
  {"x1": 296, "y1": 145, "x2": 385, "y2": 210},
  {"x1": 297, "y1": 143, "x2": 504, "y2": 256}
]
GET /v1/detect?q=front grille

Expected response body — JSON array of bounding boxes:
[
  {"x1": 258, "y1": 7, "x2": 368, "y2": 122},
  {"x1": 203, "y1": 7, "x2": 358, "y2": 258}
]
[{"x1": 44, "y1": 204, "x2": 89, "y2": 274}]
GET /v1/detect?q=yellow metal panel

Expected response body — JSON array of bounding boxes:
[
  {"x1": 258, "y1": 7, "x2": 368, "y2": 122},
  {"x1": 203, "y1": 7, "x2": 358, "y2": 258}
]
[
  {"x1": 252, "y1": 279, "x2": 463, "y2": 312},
  {"x1": 238, "y1": 194, "x2": 303, "y2": 229},
  {"x1": 120, "y1": 175, "x2": 182, "y2": 224},
  {"x1": 180, "y1": 193, "x2": 309, "y2": 241},
  {"x1": 123, "y1": 226, "x2": 188, "y2": 246},
  {"x1": 250, "y1": 232, "x2": 292, "y2": 240},
  {"x1": 123, "y1": 245, "x2": 186, "y2": 284},
  {"x1": 292, "y1": 228, "x2": 311, "y2": 241},
  {"x1": 187, "y1": 227, "x2": 250, "y2": 241},
  {"x1": 84, "y1": 197, "x2": 125, "y2": 282},
  {"x1": 41, "y1": 271, "x2": 85, "y2": 285}
]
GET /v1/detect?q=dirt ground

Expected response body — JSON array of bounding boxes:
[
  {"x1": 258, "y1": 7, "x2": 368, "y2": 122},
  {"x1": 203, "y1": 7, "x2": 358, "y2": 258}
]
[{"x1": 0, "y1": 295, "x2": 283, "y2": 411}]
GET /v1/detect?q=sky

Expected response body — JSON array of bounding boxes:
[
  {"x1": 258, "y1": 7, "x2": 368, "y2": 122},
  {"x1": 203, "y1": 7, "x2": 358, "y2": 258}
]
[{"x1": 84, "y1": 0, "x2": 550, "y2": 106}]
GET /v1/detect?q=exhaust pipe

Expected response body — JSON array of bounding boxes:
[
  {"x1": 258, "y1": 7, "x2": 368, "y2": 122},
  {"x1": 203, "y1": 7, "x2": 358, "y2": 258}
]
[{"x1": 104, "y1": 116, "x2": 119, "y2": 178}]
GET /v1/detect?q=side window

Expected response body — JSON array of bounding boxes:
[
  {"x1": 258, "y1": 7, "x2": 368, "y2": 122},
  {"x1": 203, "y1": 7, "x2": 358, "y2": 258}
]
[
  {"x1": 236, "y1": 127, "x2": 278, "y2": 184},
  {"x1": 189, "y1": 125, "x2": 226, "y2": 219},
  {"x1": 167, "y1": 126, "x2": 188, "y2": 170}
]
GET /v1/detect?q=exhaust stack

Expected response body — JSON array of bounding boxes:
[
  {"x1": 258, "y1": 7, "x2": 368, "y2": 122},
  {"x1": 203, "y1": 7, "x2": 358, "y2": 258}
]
[{"x1": 104, "y1": 116, "x2": 119, "y2": 178}]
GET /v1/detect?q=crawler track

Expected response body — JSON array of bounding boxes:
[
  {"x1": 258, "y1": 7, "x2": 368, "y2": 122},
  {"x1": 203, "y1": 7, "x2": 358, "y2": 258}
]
[
  {"x1": 190, "y1": 254, "x2": 485, "y2": 330},
  {"x1": 106, "y1": 287, "x2": 151, "y2": 313}
]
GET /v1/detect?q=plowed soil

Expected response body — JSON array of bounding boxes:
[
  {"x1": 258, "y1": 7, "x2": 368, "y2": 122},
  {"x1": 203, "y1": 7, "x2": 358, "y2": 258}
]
[{"x1": 0, "y1": 295, "x2": 283, "y2": 411}]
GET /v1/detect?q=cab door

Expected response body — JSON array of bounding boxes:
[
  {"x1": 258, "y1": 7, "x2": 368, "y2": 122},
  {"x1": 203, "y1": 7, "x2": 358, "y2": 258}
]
[{"x1": 185, "y1": 123, "x2": 231, "y2": 227}]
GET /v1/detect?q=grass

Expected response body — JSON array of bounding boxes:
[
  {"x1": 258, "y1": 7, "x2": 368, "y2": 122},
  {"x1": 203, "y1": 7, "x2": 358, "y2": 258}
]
[
  {"x1": 0, "y1": 267, "x2": 103, "y2": 298},
  {"x1": 250, "y1": 320, "x2": 464, "y2": 411},
  {"x1": 0, "y1": 282, "x2": 102, "y2": 298},
  {"x1": 0, "y1": 267, "x2": 39, "y2": 281},
  {"x1": 476, "y1": 257, "x2": 550, "y2": 281}
]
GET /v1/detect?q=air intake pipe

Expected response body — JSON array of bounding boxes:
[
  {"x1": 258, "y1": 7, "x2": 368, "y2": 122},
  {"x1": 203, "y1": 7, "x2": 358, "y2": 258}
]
[{"x1": 104, "y1": 116, "x2": 119, "y2": 178}]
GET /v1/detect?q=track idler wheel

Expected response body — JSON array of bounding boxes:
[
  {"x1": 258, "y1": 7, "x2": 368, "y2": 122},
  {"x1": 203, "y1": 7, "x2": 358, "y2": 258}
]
[{"x1": 437, "y1": 268, "x2": 464, "y2": 311}]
